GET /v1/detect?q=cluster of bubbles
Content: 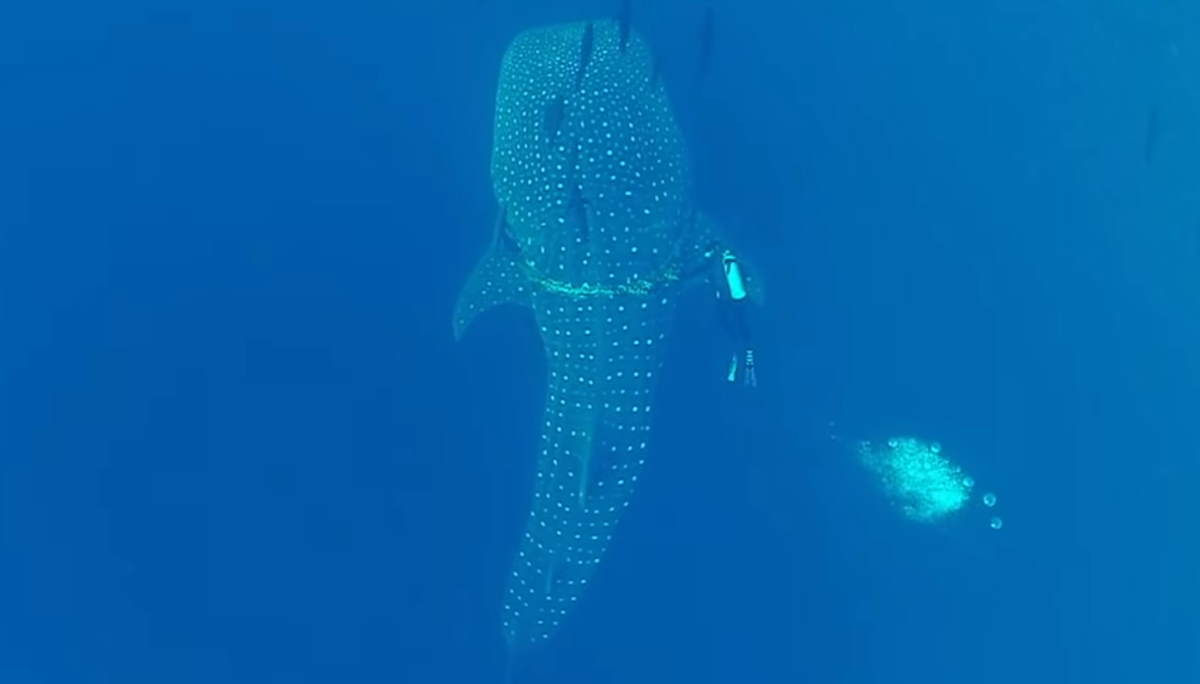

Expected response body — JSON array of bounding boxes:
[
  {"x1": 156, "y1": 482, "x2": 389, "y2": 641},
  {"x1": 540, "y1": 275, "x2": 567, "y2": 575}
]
[{"x1": 854, "y1": 436, "x2": 1002, "y2": 529}]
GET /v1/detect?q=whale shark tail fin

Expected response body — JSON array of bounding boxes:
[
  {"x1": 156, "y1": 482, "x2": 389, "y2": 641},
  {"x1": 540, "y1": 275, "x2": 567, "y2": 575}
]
[{"x1": 453, "y1": 208, "x2": 533, "y2": 340}]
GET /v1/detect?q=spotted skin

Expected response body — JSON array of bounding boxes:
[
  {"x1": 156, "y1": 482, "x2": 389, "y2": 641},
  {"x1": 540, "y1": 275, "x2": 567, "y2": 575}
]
[
  {"x1": 490, "y1": 20, "x2": 691, "y2": 290},
  {"x1": 455, "y1": 19, "x2": 718, "y2": 650}
]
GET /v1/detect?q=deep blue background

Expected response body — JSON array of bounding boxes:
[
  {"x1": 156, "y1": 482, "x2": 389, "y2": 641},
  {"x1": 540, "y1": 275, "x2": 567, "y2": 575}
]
[{"x1": 3, "y1": 1, "x2": 1197, "y2": 682}]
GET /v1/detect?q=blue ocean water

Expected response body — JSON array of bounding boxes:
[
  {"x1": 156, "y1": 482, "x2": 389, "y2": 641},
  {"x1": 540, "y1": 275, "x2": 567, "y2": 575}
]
[{"x1": 2, "y1": 1, "x2": 1197, "y2": 683}]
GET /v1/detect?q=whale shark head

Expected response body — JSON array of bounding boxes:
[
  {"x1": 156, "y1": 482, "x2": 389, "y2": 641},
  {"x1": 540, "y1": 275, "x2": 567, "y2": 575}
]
[
  {"x1": 454, "y1": 19, "x2": 722, "y2": 652},
  {"x1": 490, "y1": 19, "x2": 695, "y2": 294}
]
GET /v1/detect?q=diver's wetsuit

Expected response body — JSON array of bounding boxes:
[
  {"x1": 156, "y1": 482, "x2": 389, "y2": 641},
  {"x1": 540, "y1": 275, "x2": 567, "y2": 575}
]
[
  {"x1": 717, "y1": 249, "x2": 756, "y2": 387},
  {"x1": 676, "y1": 239, "x2": 757, "y2": 386}
]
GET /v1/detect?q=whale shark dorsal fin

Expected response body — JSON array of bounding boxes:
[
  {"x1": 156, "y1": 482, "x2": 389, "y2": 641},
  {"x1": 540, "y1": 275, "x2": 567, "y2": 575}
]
[{"x1": 453, "y1": 208, "x2": 532, "y2": 341}]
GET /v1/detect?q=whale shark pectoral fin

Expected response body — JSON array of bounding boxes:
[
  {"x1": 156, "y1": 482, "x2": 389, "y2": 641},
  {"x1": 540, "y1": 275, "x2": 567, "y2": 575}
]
[{"x1": 453, "y1": 231, "x2": 532, "y2": 341}]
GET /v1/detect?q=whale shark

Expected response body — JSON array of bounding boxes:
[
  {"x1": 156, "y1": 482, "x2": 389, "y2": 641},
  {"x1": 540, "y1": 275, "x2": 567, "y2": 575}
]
[{"x1": 453, "y1": 19, "x2": 730, "y2": 651}]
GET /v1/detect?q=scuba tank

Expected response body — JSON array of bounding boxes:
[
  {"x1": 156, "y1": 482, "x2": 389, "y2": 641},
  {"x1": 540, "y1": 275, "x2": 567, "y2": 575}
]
[{"x1": 722, "y1": 249, "x2": 749, "y2": 301}]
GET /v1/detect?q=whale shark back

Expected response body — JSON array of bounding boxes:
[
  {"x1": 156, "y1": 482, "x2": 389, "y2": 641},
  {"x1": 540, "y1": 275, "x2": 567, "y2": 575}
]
[{"x1": 491, "y1": 20, "x2": 692, "y2": 291}]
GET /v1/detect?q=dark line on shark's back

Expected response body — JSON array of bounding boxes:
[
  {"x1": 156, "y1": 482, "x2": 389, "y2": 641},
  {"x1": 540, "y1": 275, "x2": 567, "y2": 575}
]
[
  {"x1": 568, "y1": 186, "x2": 591, "y2": 245},
  {"x1": 617, "y1": 0, "x2": 632, "y2": 54},
  {"x1": 543, "y1": 96, "x2": 566, "y2": 140},
  {"x1": 575, "y1": 22, "x2": 595, "y2": 91}
]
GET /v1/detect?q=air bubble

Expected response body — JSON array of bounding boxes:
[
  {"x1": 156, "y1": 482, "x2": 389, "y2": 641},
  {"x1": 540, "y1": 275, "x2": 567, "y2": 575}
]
[
  {"x1": 982, "y1": 492, "x2": 997, "y2": 507},
  {"x1": 853, "y1": 436, "x2": 969, "y2": 522},
  {"x1": 989, "y1": 516, "x2": 1003, "y2": 530}
]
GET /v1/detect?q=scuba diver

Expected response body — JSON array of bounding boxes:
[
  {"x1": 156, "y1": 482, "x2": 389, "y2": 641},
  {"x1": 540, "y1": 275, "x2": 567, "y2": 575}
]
[
  {"x1": 674, "y1": 214, "x2": 758, "y2": 388},
  {"x1": 716, "y1": 247, "x2": 756, "y2": 387}
]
